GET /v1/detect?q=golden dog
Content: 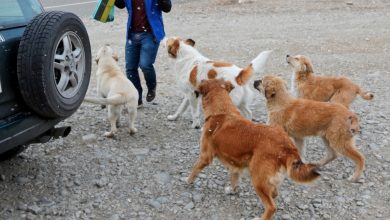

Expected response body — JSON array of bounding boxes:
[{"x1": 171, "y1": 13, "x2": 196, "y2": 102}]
[
  {"x1": 187, "y1": 79, "x2": 320, "y2": 220},
  {"x1": 287, "y1": 54, "x2": 373, "y2": 108},
  {"x1": 254, "y1": 75, "x2": 365, "y2": 182}
]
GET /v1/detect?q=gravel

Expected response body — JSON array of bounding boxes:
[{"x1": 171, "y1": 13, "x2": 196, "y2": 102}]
[{"x1": 1, "y1": 0, "x2": 390, "y2": 219}]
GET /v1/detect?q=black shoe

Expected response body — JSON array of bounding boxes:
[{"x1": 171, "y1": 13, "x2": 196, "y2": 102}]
[{"x1": 146, "y1": 88, "x2": 156, "y2": 102}]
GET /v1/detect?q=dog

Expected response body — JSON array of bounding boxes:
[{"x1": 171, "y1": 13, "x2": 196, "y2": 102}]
[
  {"x1": 286, "y1": 54, "x2": 373, "y2": 108},
  {"x1": 164, "y1": 36, "x2": 272, "y2": 128},
  {"x1": 254, "y1": 75, "x2": 365, "y2": 182},
  {"x1": 84, "y1": 45, "x2": 138, "y2": 137},
  {"x1": 187, "y1": 79, "x2": 320, "y2": 220}
]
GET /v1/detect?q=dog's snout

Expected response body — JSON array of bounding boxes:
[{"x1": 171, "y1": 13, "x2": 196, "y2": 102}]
[
  {"x1": 253, "y1": 80, "x2": 262, "y2": 89},
  {"x1": 286, "y1": 54, "x2": 290, "y2": 58}
]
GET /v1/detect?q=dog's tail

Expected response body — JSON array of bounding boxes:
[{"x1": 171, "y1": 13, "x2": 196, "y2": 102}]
[
  {"x1": 348, "y1": 114, "x2": 360, "y2": 135},
  {"x1": 357, "y1": 88, "x2": 374, "y2": 100},
  {"x1": 287, "y1": 155, "x2": 320, "y2": 183},
  {"x1": 84, "y1": 94, "x2": 128, "y2": 105},
  {"x1": 235, "y1": 50, "x2": 272, "y2": 86}
]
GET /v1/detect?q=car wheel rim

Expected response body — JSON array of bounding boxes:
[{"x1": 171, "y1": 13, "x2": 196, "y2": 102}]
[{"x1": 53, "y1": 31, "x2": 85, "y2": 99}]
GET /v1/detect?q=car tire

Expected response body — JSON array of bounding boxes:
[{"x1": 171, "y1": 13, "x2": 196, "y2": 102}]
[
  {"x1": 17, "y1": 11, "x2": 91, "y2": 118},
  {"x1": 0, "y1": 145, "x2": 28, "y2": 161}
]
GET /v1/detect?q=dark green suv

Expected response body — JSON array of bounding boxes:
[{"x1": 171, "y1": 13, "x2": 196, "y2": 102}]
[{"x1": 0, "y1": 0, "x2": 91, "y2": 159}]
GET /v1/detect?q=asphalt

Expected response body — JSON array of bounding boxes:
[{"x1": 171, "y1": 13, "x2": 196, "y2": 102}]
[{"x1": 41, "y1": 0, "x2": 97, "y2": 17}]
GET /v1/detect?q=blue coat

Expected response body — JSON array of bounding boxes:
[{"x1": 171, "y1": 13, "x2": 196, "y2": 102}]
[{"x1": 122, "y1": 0, "x2": 170, "y2": 41}]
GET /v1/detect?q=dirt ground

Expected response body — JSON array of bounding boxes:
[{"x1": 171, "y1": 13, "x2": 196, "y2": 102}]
[{"x1": 1, "y1": 0, "x2": 390, "y2": 219}]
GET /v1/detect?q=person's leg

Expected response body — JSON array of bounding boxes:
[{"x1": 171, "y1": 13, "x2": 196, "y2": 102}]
[
  {"x1": 139, "y1": 33, "x2": 159, "y2": 102},
  {"x1": 125, "y1": 33, "x2": 142, "y2": 105}
]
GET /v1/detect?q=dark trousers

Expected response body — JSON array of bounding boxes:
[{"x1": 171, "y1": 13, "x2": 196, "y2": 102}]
[{"x1": 125, "y1": 32, "x2": 159, "y2": 104}]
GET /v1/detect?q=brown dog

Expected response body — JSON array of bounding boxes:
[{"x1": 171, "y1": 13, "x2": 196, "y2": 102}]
[
  {"x1": 286, "y1": 54, "x2": 373, "y2": 108},
  {"x1": 254, "y1": 75, "x2": 365, "y2": 182},
  {"x1": 187, "y1": 79, "x2": 320, "y2": 220}
]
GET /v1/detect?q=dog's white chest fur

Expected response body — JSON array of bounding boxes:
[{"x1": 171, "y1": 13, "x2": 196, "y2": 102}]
[{"x1": 290, "y1": 71, "x2": 297, "y2": 97}]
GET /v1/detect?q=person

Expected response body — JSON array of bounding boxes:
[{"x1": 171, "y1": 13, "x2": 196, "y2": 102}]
[{"x1": 115, "y1": 0, "x2": 172, "y2": 106}]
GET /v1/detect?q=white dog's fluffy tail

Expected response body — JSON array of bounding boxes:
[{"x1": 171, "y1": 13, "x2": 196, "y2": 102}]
[
  {"x1": 236, "y1": 50, "x2": 272, "y2": 85},
  {"x1": 84, "y1": 94, "x2": 128, "y2": 105},
  {"x1": 251, "y1": 50, "x2": 272, "y2": 74}
]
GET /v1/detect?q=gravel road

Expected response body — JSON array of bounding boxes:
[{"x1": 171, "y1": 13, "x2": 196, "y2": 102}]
[{"x1": 1, "y1": 0, "x2": 390, "y2": 219}]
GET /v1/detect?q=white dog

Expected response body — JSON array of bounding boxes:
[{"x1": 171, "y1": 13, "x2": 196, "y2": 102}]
[
  {"x1": 164, "y1": 37, "x2": 272, "y2": 128},
  {"x1": 84, "y1": 45, "x2": 138, "y2": 137}
]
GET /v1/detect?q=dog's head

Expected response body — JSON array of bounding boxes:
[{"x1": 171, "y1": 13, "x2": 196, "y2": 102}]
[
  {"x1": 286, "y1": 54, "x2": 314, "y2": 76},
  {"x1": 254, "y1": 75, "x2": 288, "y2": 100},
  {"x1": 164, "y1": 37, "x2": 196, "y2": 58},
  {"x1": 95, "y1": 44, "x2": 119, "y2": 64},
  {"x1": 195, "y1": 79, "x2": 235, "y2": 98}
]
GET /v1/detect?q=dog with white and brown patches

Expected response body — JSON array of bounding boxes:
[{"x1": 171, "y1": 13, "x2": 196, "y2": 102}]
[
  {"x1": 254, "y1": 75, "x2": 365, "y2": 182},
  {"x1": 287, "y1": 54, "x2": 373, "y2": 108},
  {"x1": 164, "y1": 36, "x2": 272, "y2": 128},
  {"x1": 187, "y1": 78, "x2": 320, "y2": 220}
]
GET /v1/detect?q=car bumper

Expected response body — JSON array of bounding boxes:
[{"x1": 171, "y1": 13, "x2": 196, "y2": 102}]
[{"x1": 0, "y1": 112, "x2": 64, "y2": 154}]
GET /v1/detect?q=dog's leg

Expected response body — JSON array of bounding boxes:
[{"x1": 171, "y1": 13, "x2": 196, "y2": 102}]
[
  {"x1": 167, "y1": 95, "x2": 189, "y2": 121},
  {"x1": 225, "y1": 168, "x2": 241, "y2": 195},
  {"x1": 104, "y1": 105, "x2": 119, "y2": 138},
  {"x1": 293, "y1": 138, "x2": 305, "y2": 161},
  {"x1": 127, "y1": 105, "x2": 138, "y2": 134},
  {"x1": 317, "y1": 137, "x2": 337, "y2": 166},
  {"x1": 339, "y1": 140, "x2": 365, "y2": 182},
  {"x1": 249, "y1": 158, "x2": 277, "y2": 220},
  {"x1": 239, "y1": 104, "x2": 252, "y2": 120},
  {"x1": 187, "y1": 138, "x2": 213, "y2": 184},
  {"x1": 188, "y1": 93, "x2": 201, "y2": 129},
  {"x1": 116, "y1": 106, "x2": 122, "y2": 128}
]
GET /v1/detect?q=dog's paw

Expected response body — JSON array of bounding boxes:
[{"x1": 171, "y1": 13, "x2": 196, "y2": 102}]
[
  {"x1": 348, "y1": 175, "x2": 362, "y2": 183},
  {"x1": 251, "y1": 218, "x2": 261, "y2": 220},
  {"x1": 104, "y1": 131, "x2": 115, "y2": 138},
  {"x1": 185, "y1": 177, "x2": 193, "y2": 184},
  {"x1": 191, "y1": 121, "x2": 201, "y2": 129},
  {"x1": 224, "y1": 186, "x2": 239, "y2": 195},
  {"x1": 167, "y1": 115, "x2": 177, "y2": 121},
  {"x1": 129, "y1": 127, "x2": 137, "y2": 134}
]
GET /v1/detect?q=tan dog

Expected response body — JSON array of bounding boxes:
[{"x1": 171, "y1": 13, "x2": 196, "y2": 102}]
[
  {"x1": 84, "y1": 45, "x2": 138, "y2": 137},
  {"x1": 187, "y1": 79, "x2": 320, "y2": 220},
  {"x1": 254, "y1": 75, "x2": 365, "y2": 182},
  {"x1": 287, "y1": 54, "x2": 373, "y2": 108}
]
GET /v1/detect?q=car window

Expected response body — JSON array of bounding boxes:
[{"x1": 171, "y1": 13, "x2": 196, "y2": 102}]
[{"x1": 0, "y1": 0, "x2": 43, "y2": 30}]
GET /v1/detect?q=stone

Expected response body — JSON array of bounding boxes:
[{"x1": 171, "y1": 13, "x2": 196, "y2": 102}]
[
  {"x1": 109, "y1": 214, "x2": 120, "y2": 220},
  {"x1": 131, "y1": 148, "x2": 149, "y2": 155},
  {"x1": 154, "y1": 172, "x2": 172, "y2": 185},
  {"x1": 82, "y1": 134, "x2": 97, "y2": 144},
  {"x1": 26, "y1": 205, "x2": 41, "y2": 215},
  {"x1": 147, "y1": 199, "x2": 162, "y2": 209},
  {"x1": 15, "y1": 176, "x2": 30, "y2": 184},
  {"x1": 184, "y1": 202, "x2": 194, "y2": 210}
]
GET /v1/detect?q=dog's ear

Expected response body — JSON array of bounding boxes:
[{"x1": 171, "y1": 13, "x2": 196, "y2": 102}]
[
  {"x1": 302, "y1": 59, "x2": 314, "y2": 74},
  {"x1": 185, "y1": 38, "x2": 195, "y2": 47},
  {"x1": 112, "y1": 53, "x2": 119, "y2": 62},
  {"x1": 264, "y1": 83, "x2": 276, "y2": 99},
  {"x1": 222, "y1": 81, "x2": 235, "y2": 93},
  {"x1": 196, "y1": 83, "x2": 208, "y2": 96},
  {"x1": 167, "y1": 39, "x2": 180, "y2": 58}
]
